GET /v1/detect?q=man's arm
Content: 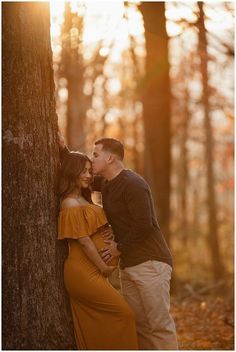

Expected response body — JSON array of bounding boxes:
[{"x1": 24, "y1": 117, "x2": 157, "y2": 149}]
[
  {"x1": 120, "y1": 180, "x2": 155, "y2": 252},
  {"x1": 101, "y1": 179, "x2": 155, "y2": 262}
]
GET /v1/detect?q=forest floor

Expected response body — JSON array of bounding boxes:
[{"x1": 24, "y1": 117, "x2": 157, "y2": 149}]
[
  {"x1": 171, "y1": 281, "x2": 234, "y2": 350},
  {"x1": 109, "y1": 273, "x2": 234, "y2": 350}
]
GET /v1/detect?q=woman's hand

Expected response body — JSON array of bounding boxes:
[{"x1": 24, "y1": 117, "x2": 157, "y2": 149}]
[
  {"x1": 78, "y1": 236, "x2": 116, "y2": 275},
  {"x1": 99, "y1": 240, "x2": 121, "y2": 264},
  {"x1": 101, "y1": 265, "x2": 116, "y2": 278}
]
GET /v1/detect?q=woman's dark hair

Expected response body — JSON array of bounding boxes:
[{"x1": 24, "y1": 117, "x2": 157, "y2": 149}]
[{"x1": 59, "y1": 151, "x2": 93, "y2": 204}]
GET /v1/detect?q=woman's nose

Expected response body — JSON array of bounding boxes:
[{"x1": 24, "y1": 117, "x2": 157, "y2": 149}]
[{"x1": 85, "y1": 170, "x2": 92, "y2": 178}]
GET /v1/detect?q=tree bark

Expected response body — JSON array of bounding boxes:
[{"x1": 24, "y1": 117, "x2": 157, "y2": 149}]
[
  {"x1": 139, "y1": 2, "x2": 171, "y2": 244},
  {"x1": 197, "y1": 2, "x2": 225, "y2": 280},
  {"x1": 2, "y1": 3, "x2": 76, "y2": 349}
]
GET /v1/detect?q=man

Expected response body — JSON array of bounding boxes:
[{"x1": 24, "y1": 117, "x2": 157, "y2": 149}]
[{"x1": 91, "y1": 138, "x2": 178, "y2": 350}]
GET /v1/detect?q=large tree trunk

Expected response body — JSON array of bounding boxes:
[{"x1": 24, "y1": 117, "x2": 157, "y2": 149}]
[
  {"x1": 139, "y1": 2, "x2": 171, "y2": 244},
  {"x1": 2, "y1": 3, "x2": 76, "y2": 349},
  {"x1": 197, "y1": 2, "x2": 225, "y2": 280}
]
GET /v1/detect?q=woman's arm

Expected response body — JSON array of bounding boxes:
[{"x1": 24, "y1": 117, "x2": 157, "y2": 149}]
[
  {"x1": 57, "y1": 131, "x2": 70, "y2": 162},
  {"x1": 78, "y1": 236, "x2": 115, "y2": 277}
]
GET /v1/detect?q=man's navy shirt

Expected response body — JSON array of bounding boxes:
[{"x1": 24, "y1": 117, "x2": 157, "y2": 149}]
[{"x1": 93, "y1": 169, "x2": 172, "y2": 269}]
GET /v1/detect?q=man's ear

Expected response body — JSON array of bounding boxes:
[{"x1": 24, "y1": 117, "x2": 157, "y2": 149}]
[{"x1": 107, "y1": 153, "x2": 115, "y2": 164}]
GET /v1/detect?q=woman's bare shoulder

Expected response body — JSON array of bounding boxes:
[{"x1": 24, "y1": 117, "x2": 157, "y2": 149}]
[{"x1": 60, "y1": 197, "x2": 80, "y2": 210}]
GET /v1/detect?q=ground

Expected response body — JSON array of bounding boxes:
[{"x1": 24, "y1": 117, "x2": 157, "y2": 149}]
[
  {"x1": 109, "y1": 270, "x2": 234, "y2": 350},
  {"x1": 172, "y1": 288, "x2": 234, "y2": 350},
  {"x1": 110, "y1": 272, "x2": 234, "y2": 350}
]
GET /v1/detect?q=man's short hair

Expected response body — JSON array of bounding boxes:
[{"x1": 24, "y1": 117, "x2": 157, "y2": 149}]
[{"x1": 95, "y1": 138, "x2": 124, "y2": 161}]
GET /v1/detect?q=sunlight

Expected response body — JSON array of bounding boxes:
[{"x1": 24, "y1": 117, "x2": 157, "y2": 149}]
[
  {"x1": 165, "y1": 4, "x2": 197, "y2": 23},
  {"x1": 50, "y1": 1, "x2": 65, "y2": 36},
  {"x1": 50, "y1": 0, "x2": 144, "y2": 120},
  {"x1": 166, "y1": 21, "x2": 182, "y2": 37},
  {"x1": 99, "y1": 47, "x2": 110, "y2": 57},
  {"x1": 165, "y1": 3, "x2": 197, "y2": 37},
  {"x1": 50, "y1": 1, "x2": 143, "y2": 50}
]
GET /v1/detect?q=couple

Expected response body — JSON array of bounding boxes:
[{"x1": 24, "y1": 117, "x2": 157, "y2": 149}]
[{"x1": 58, "y1": 137, "x2": 178, "y2": 350}]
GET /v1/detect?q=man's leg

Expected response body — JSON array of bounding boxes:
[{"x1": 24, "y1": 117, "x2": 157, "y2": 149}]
[
  {"x1": 119, "y1": 269, "x2": 154, "y2": 350},
  {"x1": 121, "y1": 260, "x2": 178, "y2": 350}
]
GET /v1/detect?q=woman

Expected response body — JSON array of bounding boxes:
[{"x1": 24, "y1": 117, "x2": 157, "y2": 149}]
[{"x1": 58, "y1": 151, "x2": 138, "y2": 350}]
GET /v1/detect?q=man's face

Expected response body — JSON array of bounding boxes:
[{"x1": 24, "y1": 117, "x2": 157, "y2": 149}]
[{"x1": 91, "y1": 144, "x2": 110, "y2": 175}]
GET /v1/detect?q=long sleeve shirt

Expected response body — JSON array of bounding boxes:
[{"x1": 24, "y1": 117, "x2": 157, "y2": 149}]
[
  {"x1": 60, "y1": 147, "x2": 172, "y2": 268},
  {"x1": 93, "y1": 169, "x2": 172, "y2": 269}
]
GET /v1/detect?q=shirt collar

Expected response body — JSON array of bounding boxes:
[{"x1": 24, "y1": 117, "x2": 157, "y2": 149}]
[{"x1": 104, "y1": 169, "x2": 126, "y2": 188}]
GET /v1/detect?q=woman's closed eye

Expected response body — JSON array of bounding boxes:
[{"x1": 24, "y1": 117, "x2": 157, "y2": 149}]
[{"x1": 82, "y1": 168, "x2": 92, "y2": 175}]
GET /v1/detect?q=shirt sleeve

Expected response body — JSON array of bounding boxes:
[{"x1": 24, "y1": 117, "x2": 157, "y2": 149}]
[{"x1": 120, "y1": 179, "x2": 156, "y2": 252}]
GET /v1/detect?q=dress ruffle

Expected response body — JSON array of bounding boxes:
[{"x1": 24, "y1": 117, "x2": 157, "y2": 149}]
[{"x1": 58, "y1": 204, "x2": 108, "y2": 239}]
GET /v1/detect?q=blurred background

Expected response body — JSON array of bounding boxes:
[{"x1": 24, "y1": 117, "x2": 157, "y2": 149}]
[{"x1": 50, "y1": 1, "x2": 234, "y2": 288}]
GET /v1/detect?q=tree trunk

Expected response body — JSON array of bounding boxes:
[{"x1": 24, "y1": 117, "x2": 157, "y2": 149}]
[
  {"x1": 2, "y1": 3, "x2": 76, "y2": 349},
  {"x1": 197, "y1": 2, "x2": 225, "y2": 280},
  {"x1": 139, "y1": 2, "x2": 171, "y2": 244},
  {"x1": 61, "y1": 3, "x2": 86, "y2": 151},
  {"x1": 180, "y1": 83, "x2": 190, "y2": 244}
]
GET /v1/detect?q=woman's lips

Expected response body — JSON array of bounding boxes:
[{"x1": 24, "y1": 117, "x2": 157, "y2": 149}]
[{"x1": 82, "y1": 180, "x2": 90, "y2": 184}]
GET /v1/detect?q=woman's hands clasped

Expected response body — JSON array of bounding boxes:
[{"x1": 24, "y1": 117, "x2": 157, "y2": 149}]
[{"x1": 99, "y1": 225, "x2": 121, "y2": 265}]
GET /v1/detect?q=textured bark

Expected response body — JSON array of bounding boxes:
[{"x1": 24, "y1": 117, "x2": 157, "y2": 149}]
[
  {"x1": 197, "y1": 2, "x2": 224, "y2": 280},
  {"x1": 2, "y1": 3, "x2": 76, "y2": 349},
  {"x1": 139, "y1": 2, "x2": 171, "y2": 243}
]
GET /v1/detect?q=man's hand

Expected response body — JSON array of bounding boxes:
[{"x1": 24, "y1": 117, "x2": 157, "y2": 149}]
[
  {"x1": 99, "y1": 240, "x2": 121, "y2": 264},
  {"x1": 100, "y1": 225, "x2": 115, "y2": 241}
]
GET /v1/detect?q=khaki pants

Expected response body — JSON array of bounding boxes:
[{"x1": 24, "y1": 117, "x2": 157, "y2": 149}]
[{"x1": 120, "y1": 260, "x2": 178, "y2": 350}]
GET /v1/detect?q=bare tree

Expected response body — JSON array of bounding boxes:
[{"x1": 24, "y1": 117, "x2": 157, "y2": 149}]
[
  {"x1": 60, "y1": 2, "x2": 86, "y2": 151},
  {"x1": 139, "y1": 2, "x2": 171, "y2": 243},
  {"x1": 196, "y1": 2, "x2": 225, "y2": 280}
]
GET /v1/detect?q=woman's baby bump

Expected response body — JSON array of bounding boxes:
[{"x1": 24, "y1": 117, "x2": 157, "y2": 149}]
[{"x1": 91, "y1": 227, "x2": 119, "y2": 267}]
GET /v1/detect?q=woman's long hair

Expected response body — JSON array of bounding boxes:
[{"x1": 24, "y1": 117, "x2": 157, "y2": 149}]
[{"x1": 59, "y1": 151, "x2": 93, "y2": 204}]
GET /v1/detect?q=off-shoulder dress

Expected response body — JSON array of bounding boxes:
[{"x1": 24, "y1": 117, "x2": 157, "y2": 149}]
[{"x1": 58, "y1": 204, "x2": 138, "y2": 350}]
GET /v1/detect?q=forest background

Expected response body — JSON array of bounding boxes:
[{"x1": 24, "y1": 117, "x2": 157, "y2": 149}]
[{"x1": 3, "y1": 1, "x2": 234, "y2": 350}]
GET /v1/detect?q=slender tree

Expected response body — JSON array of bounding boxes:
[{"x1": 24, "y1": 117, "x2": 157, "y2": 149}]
[
  {"x1": 197, "y1": 2, "x2": 225, "y2": 280},
  {"x1": 139, "y1": 2, "x2": 171, "y2": 243},
  {"x1": 60, "y1": 2, "x2": 86, "y2": 151},
  {"x1": 179, "y1": 53, "x2": 191, "y2": 244},
  {"x1": 3, "y1": 3, "x2": 76, "y2": 348}
]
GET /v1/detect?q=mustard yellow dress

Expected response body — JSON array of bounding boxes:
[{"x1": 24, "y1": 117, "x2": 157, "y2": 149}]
[{"x1": 58, "y1": 204, "x2": 138, "y2": 350}]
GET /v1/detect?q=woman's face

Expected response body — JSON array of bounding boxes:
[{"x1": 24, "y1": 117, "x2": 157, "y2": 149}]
[{"x1": 76, "y1": 160, "x2": 93, "y2": 189}]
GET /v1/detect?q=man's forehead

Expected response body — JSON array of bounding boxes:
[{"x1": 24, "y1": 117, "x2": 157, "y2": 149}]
[{"x1": 93, "y1": 144, "x2": 104, "y2": 153}]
